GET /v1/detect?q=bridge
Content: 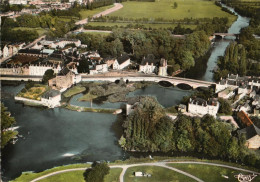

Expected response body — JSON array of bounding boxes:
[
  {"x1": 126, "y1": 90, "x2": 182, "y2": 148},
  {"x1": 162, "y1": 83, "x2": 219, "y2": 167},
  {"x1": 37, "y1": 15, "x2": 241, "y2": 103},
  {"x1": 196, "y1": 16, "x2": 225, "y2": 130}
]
[
  {"x1": 81, "y1": 75, "x2": 214, "y2": 89},
  {"x1": 0, "y1": 75, "x2": 42, "y2": 81},
  {"x1": 213, "y1": 33, "x2": 238, "y2": 39}
]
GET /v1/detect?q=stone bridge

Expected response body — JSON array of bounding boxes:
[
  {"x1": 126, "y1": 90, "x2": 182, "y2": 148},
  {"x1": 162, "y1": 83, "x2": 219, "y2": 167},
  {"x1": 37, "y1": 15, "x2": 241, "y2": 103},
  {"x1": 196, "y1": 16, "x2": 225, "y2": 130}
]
[
  {"x1": 213, "y1": 33, "x2": 238, "y2": 39},
  {"x1": 0, "y1": 75, "x2": 42, "y2": 81},
  {"x1": 81, "y1": 75, "x2": 214, "y2": 89}
]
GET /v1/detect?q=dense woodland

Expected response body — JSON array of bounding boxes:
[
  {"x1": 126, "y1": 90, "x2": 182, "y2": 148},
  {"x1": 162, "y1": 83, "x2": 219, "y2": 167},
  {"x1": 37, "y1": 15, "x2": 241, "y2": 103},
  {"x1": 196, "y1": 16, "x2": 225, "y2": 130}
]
[
  {"x1": 120, "y1": 97, "x2": 260, "y2": 168},
  {"x1": 1, "y1": 103, "x2": 18, "y2": 149},
  {"x1": 70, "y1": 29, "x2": 210, "y2": 72}
]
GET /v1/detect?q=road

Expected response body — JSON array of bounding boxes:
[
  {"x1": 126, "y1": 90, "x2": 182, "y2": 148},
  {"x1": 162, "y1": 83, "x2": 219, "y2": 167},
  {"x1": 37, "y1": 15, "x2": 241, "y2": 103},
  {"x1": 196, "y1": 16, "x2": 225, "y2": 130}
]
[
  {"x1": 30, "y1": 161, "x2": 260, "y2": 182},
  {"x1": 23, "y1": 35, "x2": 46, "y2": 49},
  {"x1": 75, "y1": 3, "x2": 123, "y2": 25}
]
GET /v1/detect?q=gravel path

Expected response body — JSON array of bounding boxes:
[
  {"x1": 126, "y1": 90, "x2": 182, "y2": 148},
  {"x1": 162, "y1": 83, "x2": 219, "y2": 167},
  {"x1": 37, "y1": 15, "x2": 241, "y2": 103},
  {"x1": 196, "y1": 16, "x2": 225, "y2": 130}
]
[{"x1": 30, "y1": 161, "x2": 260, "y2": 182}]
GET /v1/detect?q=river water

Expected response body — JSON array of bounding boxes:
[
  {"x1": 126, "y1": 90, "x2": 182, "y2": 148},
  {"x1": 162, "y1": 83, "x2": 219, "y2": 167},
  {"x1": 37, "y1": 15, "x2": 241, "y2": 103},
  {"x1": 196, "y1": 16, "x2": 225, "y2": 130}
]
[
  {"x1": 1, "y1": 4, "x2": 250, "y2": 181},
  {"x1": 178, "y1": 4, "x2": 250, "y2": 82}
]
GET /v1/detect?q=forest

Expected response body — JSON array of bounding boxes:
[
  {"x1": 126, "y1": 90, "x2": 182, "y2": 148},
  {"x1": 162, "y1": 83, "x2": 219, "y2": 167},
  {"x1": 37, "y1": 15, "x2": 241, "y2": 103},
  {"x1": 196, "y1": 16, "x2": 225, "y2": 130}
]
[
  {"x1": 70, "y1": 29, "x2": 210, "y2": 72},
  {"x1": 119, "y1": 97, "x2": 260, "y2": 168}
]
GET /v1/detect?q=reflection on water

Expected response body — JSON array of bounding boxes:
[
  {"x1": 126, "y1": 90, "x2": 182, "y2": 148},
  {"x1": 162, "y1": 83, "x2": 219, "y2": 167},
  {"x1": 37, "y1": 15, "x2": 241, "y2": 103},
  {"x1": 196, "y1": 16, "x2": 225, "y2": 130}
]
[{"x1": 1, "y1": 83, "x2": 192, "y2": 181}]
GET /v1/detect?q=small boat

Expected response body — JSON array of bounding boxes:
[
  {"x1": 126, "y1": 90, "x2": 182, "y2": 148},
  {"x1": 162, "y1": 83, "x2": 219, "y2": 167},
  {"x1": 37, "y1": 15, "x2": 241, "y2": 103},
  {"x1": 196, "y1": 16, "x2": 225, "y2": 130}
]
[{"x1": 12, "y1": 138, "x2": 18, "y2": 144}]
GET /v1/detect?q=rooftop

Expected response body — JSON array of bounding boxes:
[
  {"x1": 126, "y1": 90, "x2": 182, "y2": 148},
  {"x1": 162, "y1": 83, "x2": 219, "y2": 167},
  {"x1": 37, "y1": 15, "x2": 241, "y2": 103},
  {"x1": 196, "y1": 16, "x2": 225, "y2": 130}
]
[
  {"x1": 237, "y1": 111, "x2": 253, "y2": 127},
  {"x1": 238, "y1": 124, "x2": 260, "y2": 140}
]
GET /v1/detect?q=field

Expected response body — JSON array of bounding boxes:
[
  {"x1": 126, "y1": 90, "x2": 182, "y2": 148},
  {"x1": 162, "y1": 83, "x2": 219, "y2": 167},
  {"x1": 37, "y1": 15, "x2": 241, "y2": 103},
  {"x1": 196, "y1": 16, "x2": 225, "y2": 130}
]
[
  {"x1": 12, "y1": 164, "x2": 91, "y2": 182},
  {"x1": 63, "y1": 86, "x2": 86, "y2": 98},
  {"x1": 15, "y1": 167, "x2": 122, "y2": 182},
  {"x1": 109, "y1": 0, "x2": 236, "y2": 24},
  {"x1": 167, "y1": 164, "x2": 259, "y2": 182},
  {"x1": 17, "y1": 84, "x2": 49, "y2": 100},
  {"x1": 12, "y1": 27, "x2": 48, "y2": 36},
  {"x1": 124, "y1": 166, "x2": 196, "y2": 182},
  {"x1": 80, "y1": 5, "x2": 114, "y2": 19}
]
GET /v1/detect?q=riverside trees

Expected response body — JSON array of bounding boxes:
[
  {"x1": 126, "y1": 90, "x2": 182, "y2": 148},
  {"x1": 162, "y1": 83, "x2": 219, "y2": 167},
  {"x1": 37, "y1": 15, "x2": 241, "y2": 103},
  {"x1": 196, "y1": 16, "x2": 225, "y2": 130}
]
[
  {"x1": 120, "y1": 97, "x2": 260, "y2": 168},
  {"x1": 1, "y1": 103, "x2": 18, "y2": 148},
  {"x1": 71, "y1": 29, "x2": 210, "y2": 72}
]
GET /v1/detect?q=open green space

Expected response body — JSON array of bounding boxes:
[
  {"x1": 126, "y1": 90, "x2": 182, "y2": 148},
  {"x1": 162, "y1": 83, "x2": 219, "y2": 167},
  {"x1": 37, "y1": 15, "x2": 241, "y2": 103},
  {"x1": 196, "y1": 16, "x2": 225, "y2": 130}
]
[
  {"x1": 17, "y1": 84, "x2": 49, "y2": 101},
  {"x1": 109, "y1": 0, "x2": 236, "y2": 24},
  {"x1": 14, "y1": 167, "x2": 121, "y2": 182},
  {"x1": 104, "y1": 168, "x2": 122, "y2": 182},
  {"x1": 12, "y1": 27, "x2": 48, "y2": 36},
  {"x1": 12, "y1": 164, "x2": 91, "y2": 182},
  {"x1": 124, "y1": 166, "x2": 196, "y2": 182},
  {"x1": 63, "y1": 86, "x2": 86, "y2": 98},
  {"x1": 79, "y1": 5, "x2": 114, "y2": 19},
  {"x1": 88, "y1": 22, "x2": 197, "y2": 29},
  {"x1": 39, "y1": 171, "x2": 85, "y2": 182},
  {"x1": 168, "y1": 164, "x2": 259, "y2": 182}
]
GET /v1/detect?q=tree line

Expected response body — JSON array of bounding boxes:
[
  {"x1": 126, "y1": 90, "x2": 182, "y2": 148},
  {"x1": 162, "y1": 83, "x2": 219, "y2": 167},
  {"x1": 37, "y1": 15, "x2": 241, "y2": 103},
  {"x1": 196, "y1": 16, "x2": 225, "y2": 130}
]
[
  {"x1": 119, "y1": 97, "x2": 260, "y2": 168},
  {"x1": 69, "y1": 29, "x2": 210, "y2": 72}
]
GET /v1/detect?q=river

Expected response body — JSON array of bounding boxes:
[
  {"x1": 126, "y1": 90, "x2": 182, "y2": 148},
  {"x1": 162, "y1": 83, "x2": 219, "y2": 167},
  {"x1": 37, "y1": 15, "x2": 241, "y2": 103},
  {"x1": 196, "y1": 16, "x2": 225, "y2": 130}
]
[
  {"x1": 178, "y1": 3, "x2": 250, "y2": 82},
  {"x1": 1, "y1": 4, "x2": 250, "y2": 181}
]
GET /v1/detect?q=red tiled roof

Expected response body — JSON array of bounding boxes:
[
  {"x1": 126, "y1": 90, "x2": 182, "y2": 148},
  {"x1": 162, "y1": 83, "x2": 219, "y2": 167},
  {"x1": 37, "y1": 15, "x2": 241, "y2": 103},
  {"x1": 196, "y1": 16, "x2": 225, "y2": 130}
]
[{"x1": 237, "y1": 111, "x2": 253, "y2": 126}]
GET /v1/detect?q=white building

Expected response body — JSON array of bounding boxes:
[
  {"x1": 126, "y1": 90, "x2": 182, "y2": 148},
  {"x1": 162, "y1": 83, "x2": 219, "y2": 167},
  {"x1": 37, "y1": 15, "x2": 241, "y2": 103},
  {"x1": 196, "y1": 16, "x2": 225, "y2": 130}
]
[
  {"x1": 41, "y1": 90, "x2": 61, "y2": 108},
  {"x1": 54, "y1": 39, "x2": 81, "y2": 49},
  {"x1": 113, "y1": 54, "x2": 131, "y2": 70},
  {"x1": 9, "y1": 0, "x2": 27, "y2": 4},
  {"x1": 188, "y1": 98, "x2": 219, "y2": 117},
  {"x1": 139, "y1": 55, "x2": 167, "y2": 76},
  {"x1": 29, "y1": 64, "x2": 61, "y2": 76},
  {"x1": 3, "y1": 45, "x2": 9, "y2": 58}
]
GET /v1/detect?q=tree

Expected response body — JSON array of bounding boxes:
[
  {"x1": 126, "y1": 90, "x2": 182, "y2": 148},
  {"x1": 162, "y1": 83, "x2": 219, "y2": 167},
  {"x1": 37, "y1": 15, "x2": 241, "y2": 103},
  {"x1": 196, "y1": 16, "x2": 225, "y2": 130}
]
[
  {"x1": 42, "y1": 69, "x2": 55, "y2": 84},
  {"x1": 78, "y1": 59, "x2": 90, "y2": 73},
  {"x1": 218, "y1": 98, "x2": 232, "y2": 115},
  {"x1": 173, "y1": 2, "x2": 178, "y2": 9},
  {"x1": 84, "y1": 162, "x2": 110, "y2": 182},
  {"x1": 1, "y1": 103, "x2": 18, "y2": 148}
]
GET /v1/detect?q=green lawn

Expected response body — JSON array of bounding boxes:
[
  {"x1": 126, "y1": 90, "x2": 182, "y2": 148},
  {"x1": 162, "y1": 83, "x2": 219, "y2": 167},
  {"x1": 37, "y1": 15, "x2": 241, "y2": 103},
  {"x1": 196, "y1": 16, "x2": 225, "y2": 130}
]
[
  {"x1": 39, "y1": 171, "x2": 85, "y2": 182},
  {"x1": 109, "y1": 0, "x2": 236, "y2": 23},
  {"x1": 12, "y1": 27, "x2": 48, "y2": 36},
  {"x1": 80, "y1": 5, "x2": 115, "y2": 19},
  {"x1": 35, "y1": 168, "x2": 122, "y2": 182},
  {"x1": 168, "y1": 164, "x2": 260, "y2": 182},
  {"x1": 11, "y1": 164, "x2": 90, "y2": 182},
  {"x1": 124, "y1": 166, "x2": 196, "y2": 182},
  {"x1": 63, "y1": 86, "x2": 86, "y2": 98},
  {"x1": 88, "y1": 22, "x2": 197, "y2": 29},
  {"x1": 104, "y1": 168, "x2": 122, "y2": 182}
]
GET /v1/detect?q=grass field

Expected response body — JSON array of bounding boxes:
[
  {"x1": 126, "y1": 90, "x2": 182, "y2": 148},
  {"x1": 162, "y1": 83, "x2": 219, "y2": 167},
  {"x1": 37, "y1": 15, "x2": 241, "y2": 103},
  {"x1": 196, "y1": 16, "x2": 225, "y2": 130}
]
[
  {"x1": 109, "y1": 0, "x2": 236, "y2": 24},
  {"x1": 104, "y1": 168, "x2": 122, "y2": 182},
  {"x1": 19, "y1": 167, "x2": 122, "y2": 182},
  {"x1": 63, "y1": 86, "x2": 86, "y2": 98},
  {"x1": 12, "y1": 164, "x2": 91, "y2": 182},
  {"x1": 168, "y1": 164, "x2": 260, "y2": 182},
  {"x1": 88, "y1": 22, "x2": 197, "y2": 29},
  {"x1": 17, "y1": 84, "x2": 49, "y2": 100},
  {"x1": 124, "y1": 166, "x2": 196, "y2": 182},
  {"x1": 80, "y1": 5, "x2": 114, "y2": 19},
  {"x1": 12, "y1": 27, "x2": 48, "y2": 36}
]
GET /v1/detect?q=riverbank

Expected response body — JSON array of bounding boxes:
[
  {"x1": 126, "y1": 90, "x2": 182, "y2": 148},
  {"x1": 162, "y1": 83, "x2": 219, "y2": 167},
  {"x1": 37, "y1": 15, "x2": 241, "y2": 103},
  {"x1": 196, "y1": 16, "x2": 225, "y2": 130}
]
[{"x1": 12, "y1": 157, "x2": 260, "y2": 182}]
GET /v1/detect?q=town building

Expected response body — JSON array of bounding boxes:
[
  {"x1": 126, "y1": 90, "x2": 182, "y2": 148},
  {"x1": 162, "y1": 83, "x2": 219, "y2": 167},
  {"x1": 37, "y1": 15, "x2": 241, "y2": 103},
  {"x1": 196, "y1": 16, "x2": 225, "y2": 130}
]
[
  {"x1": 41, "y1": 89, "x2": 61, "y2": 108},
  {"x1": 139, "y1": 55, "x2": 167, "y2": 76},
  {"x1": 18, "y1": 49, "x2": 49, "y2": 58},
  {"x1": 9, "y1": 0, "x2": 27, "y2": 5},
  {"x1": 238, "y1": 125, "x2": 260, "y2": 149},
  {"x1": 218, "y1": 87, "x2": 235, "y2": 99},
  {"x1": 188, "y1": 98, "x2": 219, "y2": 117},
  {"x1": 237, "y1": 110, "x2": 253, "y2": 127},
  {"x1": 112, "y1": 54, "x2": 131, "y2": 70},
  {"x1": 48, "y1": 67, "x2": 81, "y2": 92},
  {"x1": 29, "y1": 64, "x2": 61, "y2": 76}
]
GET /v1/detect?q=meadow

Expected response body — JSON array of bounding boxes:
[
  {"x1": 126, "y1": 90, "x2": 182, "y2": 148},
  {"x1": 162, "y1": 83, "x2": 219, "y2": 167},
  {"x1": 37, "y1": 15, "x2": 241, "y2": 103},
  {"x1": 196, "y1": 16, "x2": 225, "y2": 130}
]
[{"x1": 108, "y1": 0, "x2": 236, "y2": 23}]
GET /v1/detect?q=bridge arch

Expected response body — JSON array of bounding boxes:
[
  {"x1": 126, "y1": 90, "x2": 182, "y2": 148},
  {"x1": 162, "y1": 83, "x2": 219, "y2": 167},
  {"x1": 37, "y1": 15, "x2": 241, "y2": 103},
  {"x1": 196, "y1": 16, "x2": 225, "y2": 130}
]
[
  {"x1": 176, "y1": 83, "x2": 193, "y2": 90},
  {"x1": 158, "y1": 81, "x2": 173, "y2": 87}
]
